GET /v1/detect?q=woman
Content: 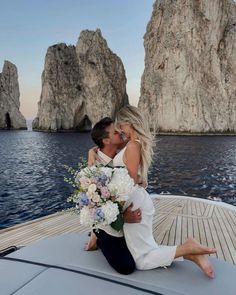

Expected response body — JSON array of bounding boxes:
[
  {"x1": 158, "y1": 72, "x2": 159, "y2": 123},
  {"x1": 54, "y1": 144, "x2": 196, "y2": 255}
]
[{"x1": 88, "y1": 105, "x2": 216, "y2": 278}]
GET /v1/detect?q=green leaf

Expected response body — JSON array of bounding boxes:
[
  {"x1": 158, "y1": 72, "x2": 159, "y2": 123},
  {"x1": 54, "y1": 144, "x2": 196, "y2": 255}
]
[{"x1": 110, "y1": 213, "x2": 124, "y2": 231}]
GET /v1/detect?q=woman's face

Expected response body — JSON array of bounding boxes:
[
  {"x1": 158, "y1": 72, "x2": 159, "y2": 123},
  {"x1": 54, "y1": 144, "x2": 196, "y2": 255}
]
[{"x1": 118, "y1": 122, "x2": 132, "y2": 138}]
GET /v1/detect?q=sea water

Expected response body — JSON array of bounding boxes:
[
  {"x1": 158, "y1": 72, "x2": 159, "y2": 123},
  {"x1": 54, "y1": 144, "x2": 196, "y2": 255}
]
[{"x1": 0, "y1": 130, "x2": 235, "y2": 229}]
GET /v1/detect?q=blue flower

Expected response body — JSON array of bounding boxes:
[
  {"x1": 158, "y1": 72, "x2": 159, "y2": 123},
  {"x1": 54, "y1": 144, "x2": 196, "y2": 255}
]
[
  {"x1": 95, "y1": 208, "x2": 105, "y2": 221},
  {"x1": 98, "y1": 175, "x2": 108, "y2": 186},
  {"x1": 80, "y1": 192, "x2": 89, "y2": 206}
]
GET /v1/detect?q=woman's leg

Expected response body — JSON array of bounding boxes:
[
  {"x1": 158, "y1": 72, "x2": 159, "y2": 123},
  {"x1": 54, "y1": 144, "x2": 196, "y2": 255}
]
[
  {"x1": 174, "y1": 238, "x2": 216, "y2": 279},
  {"x1": 135, "y1": 238, "x2": 216, "y2": 278},
  {"x1": 175, "y1": 238, "x2": 216, "y2": 257},
  {"x1": 184, "y1": 254, "x2": 215, "y2": 279},
  {"x1": 125, "y1": 189, "x2": 216, "y2": 278}
]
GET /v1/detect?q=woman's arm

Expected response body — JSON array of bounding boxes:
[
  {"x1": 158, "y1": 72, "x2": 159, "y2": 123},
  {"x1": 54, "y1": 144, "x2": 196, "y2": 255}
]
[{"x1": 123, "y1": 141, "x2": 141, "y2": 184}]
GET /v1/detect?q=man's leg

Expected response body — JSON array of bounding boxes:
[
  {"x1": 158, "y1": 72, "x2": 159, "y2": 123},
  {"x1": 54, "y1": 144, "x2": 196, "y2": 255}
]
[
  {"x1": 95, "y1": 230, "x2": 135, "y2": 275},
  {"x1": 84, "y1": 232, "x2": 98, "y2": 251}
]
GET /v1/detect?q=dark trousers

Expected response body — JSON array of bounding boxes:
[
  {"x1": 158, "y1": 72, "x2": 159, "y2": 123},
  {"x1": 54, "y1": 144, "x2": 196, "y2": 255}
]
[{"x1": 94, "y1": 230, "x2": 135, "y2": 275}]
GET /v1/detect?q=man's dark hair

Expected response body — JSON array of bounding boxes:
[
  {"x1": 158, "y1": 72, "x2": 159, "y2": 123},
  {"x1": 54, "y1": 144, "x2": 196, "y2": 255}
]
[{"x1": 91, "y1": 117, "x2": 113, "y2": 148}]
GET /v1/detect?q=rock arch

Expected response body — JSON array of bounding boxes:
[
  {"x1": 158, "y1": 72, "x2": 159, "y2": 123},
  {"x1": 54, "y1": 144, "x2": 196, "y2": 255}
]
[
  {"x1": 73, "y1": 102, "x2": 92, "y2": 131},
  {"x1": 76, "y1": 114, "x2": 92, "y2": 132}
]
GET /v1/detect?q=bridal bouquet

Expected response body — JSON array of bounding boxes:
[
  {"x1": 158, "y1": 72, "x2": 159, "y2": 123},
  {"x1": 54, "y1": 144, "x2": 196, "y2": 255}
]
[{"x1": 64, "y1": 163, "x2": 134, "y2": 231}]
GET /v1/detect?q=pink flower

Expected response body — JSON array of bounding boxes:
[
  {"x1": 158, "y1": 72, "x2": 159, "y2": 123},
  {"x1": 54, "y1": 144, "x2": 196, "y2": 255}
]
[
  {"x1": 79, "y1": 176, "x2": 91, "y2": 189},
  {"x1": 100, "y1": 186, "x2": 111, "y2": 198},
  {"x1": 96, "y1": 182, "x2": 103, "y2": 189}
]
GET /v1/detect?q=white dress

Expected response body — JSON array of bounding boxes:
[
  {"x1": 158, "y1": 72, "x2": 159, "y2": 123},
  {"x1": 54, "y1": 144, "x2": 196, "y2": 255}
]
[{"x1": 113, "y1": 143, "x2": 183, "y2": 270}]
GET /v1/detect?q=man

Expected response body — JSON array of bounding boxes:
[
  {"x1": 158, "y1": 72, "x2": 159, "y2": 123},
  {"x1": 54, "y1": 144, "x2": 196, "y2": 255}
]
[{"x1": 85, "y1": 117, "x2": 142, "y2": 275}]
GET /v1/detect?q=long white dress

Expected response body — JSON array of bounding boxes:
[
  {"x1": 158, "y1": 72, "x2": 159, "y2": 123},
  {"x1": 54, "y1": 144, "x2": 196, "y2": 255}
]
[{"x1": 113, "y1": 143, "x2": 183, "y2": 270}]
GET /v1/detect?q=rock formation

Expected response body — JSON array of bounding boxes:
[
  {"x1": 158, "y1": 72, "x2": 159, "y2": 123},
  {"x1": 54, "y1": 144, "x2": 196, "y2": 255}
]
[
  {"x1": 33, "y1": 29, "x2": 128, "y2": 132},
  {"x1": 139, "y1": 0, "x2": 236, "y2": 133},
  {"x1": 0, "y1": 61, "x2": 27, "y2": 130}
]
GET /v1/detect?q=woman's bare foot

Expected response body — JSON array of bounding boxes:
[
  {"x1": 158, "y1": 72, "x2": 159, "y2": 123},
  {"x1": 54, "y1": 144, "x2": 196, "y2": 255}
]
[
  {"x1": 183, "y1": 238, "x2": 216, "y2": 255},
  {"x1": 184, "y1": 254, "x2": 215, "y2": 279},
  {"x1": 84, "y1": 232, "x2": 98, "y2": 251},
  {"x1": 175, "y1": 238, "x2": 216, "y2": 259}
]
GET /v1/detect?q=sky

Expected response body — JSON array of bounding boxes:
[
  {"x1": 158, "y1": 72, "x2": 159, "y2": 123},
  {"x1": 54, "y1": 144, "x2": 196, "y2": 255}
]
[{"x1": 0, "y1": 0, "x2": 154, "y2": 119}]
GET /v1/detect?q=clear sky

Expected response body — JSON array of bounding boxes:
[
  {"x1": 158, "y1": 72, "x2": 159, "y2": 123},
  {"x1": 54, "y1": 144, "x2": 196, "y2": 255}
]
[{"x1": 0, "y1": 0, "x2": 154, "y2": 119}]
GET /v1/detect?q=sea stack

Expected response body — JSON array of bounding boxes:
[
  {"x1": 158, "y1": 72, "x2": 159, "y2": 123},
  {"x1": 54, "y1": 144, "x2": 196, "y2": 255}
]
[
  {"x1": 33, "y1": 29, "x2": 128, "y2": 132},
  {"x1": 139, "y1": 0, "x2": 236, "y2": 133},
  {"x1": 0, "y1": 61, "x2": 27, "y2": 130}
]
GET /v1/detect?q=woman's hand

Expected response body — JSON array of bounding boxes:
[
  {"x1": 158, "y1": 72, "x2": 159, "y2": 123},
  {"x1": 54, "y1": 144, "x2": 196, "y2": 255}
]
[{"x1": 88, "y1": 146, "x2": 99, "y2": 166}]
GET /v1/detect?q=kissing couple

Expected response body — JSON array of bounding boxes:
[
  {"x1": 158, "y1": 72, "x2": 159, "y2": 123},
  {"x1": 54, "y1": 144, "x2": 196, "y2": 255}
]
[{"x1": 85, "y1": 105, "x2": 216, "y2": 278}]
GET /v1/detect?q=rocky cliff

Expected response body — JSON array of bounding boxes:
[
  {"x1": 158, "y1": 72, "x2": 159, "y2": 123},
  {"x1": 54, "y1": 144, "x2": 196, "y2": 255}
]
[
  {"x1": 139, "y1": 0, "x2": 236, "y2": 133},
  {"x1": 33, "y1": 29, "x2": 128, "y2": 132},
  {"x1": 0, "y1": 61, "x2": 27, "y2": 130}
]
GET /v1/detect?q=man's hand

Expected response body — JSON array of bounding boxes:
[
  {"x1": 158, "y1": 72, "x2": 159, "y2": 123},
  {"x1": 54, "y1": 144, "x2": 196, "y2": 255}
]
[{"x1": 123, "y1": 203, "x2": 142, "y2": 223}]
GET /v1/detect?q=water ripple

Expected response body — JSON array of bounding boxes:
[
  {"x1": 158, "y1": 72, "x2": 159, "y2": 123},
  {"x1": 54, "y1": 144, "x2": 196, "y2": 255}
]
[{"x1": 0, "y1": 131, "x2": 236, "y2": 229}]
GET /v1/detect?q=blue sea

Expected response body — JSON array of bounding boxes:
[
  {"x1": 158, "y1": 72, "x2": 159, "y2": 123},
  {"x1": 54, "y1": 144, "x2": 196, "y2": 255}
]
[{"x1": 0, "y1": 130, "x2": 236, "y2": 229}]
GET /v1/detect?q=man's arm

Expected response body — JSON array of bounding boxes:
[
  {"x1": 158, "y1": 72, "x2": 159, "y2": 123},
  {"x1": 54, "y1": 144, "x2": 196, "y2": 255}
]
[{"x1": 123, "y1": 203, "x2": 142, "y2": 223}]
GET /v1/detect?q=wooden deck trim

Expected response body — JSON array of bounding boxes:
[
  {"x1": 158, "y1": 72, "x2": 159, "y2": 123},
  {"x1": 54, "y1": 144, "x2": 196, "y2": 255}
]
[{"x1": 1, "y1": 196, "x2": 235, "y2": 265}]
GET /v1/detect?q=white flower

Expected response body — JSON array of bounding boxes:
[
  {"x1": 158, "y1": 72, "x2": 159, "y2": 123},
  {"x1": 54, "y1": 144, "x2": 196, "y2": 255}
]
[
  {"x1": 101, "y1": 201, "x2": 119, "y2": 225},
  {"x1": 109, "y1": 168, "x2": 134, "y2": 199},
  {"x1": 91, "y1": 192, "x2": 101, "y2": 203},
  {"x1": 116, "y1": 195, "x2": 129, "y2": 202},
  {"x1": 87, "y1": 191, "x2": 101, "y2": 203},
  {"x1": 80, "y1": 207, "x2": 94, "y2": 226},
  {"x1": 100, "y1": 167, "x2": 113, "y2": 179},
  {"x1": 66, "y1": 164, "x2": 135, "y2": 231},
  {"x1": 69, "y1": 193, "x2": 80, "y2": 204},
  {"x1": 78, "y1": 166, "x2": 97, "y2": 177},
  {"x1": 87, "y1": 191, "x2": 94, "y2": 200},
  {"x1": 77, "y1": 167, "x2": 88, "y2": 177},
  {"x1": 88, "y1": 183, "x2": 97, "y2": 193},
  {"x1": 107, "y1": 183, "x2": 118, "y2": 195},
  {"x1": 75, "y1": 173, "x2": 80, "y2": 184}
]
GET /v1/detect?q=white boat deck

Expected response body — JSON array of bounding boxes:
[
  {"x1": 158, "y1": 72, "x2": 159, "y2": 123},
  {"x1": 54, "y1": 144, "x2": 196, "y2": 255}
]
[{"x1": 0, "y1": 195, "x2": 235, "y2": 265}]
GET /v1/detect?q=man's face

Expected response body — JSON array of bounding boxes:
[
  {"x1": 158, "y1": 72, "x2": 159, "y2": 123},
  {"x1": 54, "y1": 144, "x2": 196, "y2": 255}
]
[{"x1": 104, "y1": 123, "x2": 123, "y2": 147}]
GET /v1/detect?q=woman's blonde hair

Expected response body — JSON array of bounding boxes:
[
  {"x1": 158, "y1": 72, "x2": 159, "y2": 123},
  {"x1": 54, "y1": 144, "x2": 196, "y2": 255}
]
[{"x1": 116, "y1": 105, "x2": 153, "y2": 181}]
